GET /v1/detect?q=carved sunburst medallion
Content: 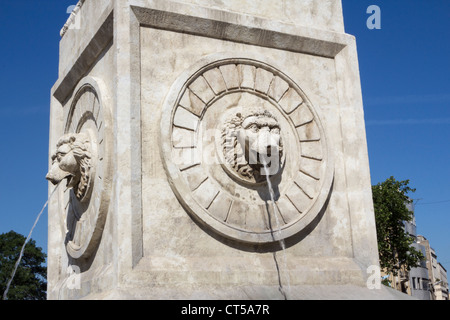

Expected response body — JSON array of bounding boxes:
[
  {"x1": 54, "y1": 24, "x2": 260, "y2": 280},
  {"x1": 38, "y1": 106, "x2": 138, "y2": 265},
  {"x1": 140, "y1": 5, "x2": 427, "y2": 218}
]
[{"x1": 161, "y1": 54, "x2": 334, "y2": 244}]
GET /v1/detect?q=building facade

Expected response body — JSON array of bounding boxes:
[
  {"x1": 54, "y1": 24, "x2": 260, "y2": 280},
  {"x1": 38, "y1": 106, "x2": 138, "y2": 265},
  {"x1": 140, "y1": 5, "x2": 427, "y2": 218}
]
[
  {"x1": 382, "y1": 203, "x2": 431, "y2": 299},
  {"x1": 404, "y1": 203, "x2": 431, "y2": 300},
  {"x1": 384, "y1": 202, "x2": 450, "y2": 300},
  {"x1": 436, "y1": 263, "x2": 449, "y2": 300},
  {"x1": 418, "y1": 235, "x2": 449, "y2": 300}
]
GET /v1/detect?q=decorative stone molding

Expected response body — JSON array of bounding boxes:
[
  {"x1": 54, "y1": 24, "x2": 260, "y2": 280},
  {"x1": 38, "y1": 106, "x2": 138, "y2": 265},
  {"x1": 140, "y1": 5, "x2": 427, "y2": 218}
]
[
  {"x1": 48, "y1": 76, "x2": 111, "y2": 260},
  {"x1": 160, "y1": 53, "x2": 334, "y2": 244},
  {"x1": 60, "y1": 0, "x2": 85, "y2": 37}
]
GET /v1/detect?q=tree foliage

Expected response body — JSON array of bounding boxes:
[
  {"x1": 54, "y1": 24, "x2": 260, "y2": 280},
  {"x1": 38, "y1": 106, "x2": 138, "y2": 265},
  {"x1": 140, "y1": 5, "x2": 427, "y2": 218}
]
[
  {"x1": 372, "y1": 177, "x2": 424, "y2": 276},
  {"x1": 0, "y1": 231, "x2": 47, "y2": 300}
]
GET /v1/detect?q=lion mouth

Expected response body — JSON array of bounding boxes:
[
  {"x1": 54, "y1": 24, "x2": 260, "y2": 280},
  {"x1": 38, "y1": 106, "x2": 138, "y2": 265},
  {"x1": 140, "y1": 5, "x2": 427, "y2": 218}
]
[
  {"x1": 256, "y1": 154, "x2": 271, "y2": 166},
  {"x1": 254, "y1": 148, "x2": 276, "y2": 164},
  {"x1": 256, "y1": 150, "x2": 282, "y2": 177},
  {"x1": 65, "y1": 174, "x2": 79, "y2": 189},
  {"x1": 46, "y1": 165, "x2": 73, "y2": 186}
]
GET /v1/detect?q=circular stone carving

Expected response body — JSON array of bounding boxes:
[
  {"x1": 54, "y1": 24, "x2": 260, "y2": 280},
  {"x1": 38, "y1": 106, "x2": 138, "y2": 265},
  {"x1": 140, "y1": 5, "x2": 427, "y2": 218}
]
[
  {"x1": 161, "y1": 55, "x2": 334, "y2": 244},
  {"x1": 56, "y1": 77, "x2": 112, "y2": 259}
]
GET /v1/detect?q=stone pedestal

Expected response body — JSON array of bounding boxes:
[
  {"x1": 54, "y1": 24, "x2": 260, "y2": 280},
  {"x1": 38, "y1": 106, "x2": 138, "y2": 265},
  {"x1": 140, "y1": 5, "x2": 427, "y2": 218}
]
[{"x1": 48, "y1": 0, "x2": 392, "y2": 300}]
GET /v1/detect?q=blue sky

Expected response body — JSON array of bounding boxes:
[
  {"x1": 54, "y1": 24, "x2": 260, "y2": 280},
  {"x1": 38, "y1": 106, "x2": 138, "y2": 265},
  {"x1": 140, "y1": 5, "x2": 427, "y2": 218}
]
[
  {"x1": 343, "y1": 0, "x2": 450, "y2": 269},
  {"x1": 0, "y1": 1, "x2": 449, "y2": 272}
]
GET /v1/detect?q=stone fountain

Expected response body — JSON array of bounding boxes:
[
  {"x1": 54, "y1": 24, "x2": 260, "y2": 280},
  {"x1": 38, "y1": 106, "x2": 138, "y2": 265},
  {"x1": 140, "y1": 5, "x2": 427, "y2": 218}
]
[{"x1": 47, "y1": 0, "x2": 405, "y2": 299}]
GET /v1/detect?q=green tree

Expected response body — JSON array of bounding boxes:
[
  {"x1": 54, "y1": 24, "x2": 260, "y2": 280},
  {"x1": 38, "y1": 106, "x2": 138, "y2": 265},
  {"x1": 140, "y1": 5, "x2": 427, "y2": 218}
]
[
  {"x1": 0, "y1": 231, "x2": 47, "y2": 300},
  {"x1": 372, "y1": 177, "x2": 424, "y2": 276}
]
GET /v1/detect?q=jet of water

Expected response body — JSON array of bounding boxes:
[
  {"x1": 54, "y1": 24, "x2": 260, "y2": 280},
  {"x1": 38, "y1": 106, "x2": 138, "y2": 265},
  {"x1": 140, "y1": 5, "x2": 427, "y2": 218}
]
[
  {"x1": 2, "y1": 183, "x2": 60, "y2": 300},
  {"x1": 261, "y1": 158, "x2": 291, "y2": 300}
]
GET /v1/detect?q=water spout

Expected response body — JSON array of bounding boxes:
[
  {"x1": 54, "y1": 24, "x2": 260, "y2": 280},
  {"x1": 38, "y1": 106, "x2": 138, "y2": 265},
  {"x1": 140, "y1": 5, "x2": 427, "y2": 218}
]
[
  {"x1": 261, "y1": 158, "x2": 291, "y2": 300},
  {"x1": 2, "y1": 182, "x2": 61, "y2": 300}
]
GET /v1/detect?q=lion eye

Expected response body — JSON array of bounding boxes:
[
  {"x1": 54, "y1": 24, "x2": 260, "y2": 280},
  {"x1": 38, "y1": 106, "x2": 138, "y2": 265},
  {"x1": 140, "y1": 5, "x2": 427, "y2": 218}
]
[
  {"x1": 248, "y1": 124, "x2": 259, "y2": 132},
  {"x1": 271, "y1": 127, "x2": 280, "y2": 134},
  {"x1": 56, "y1": 152, "x2": 66, "y2": 162}
]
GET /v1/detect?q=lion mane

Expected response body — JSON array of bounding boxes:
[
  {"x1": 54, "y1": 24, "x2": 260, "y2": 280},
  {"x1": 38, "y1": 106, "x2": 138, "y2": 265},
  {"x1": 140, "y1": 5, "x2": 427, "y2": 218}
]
[{"x1": 55, "y1": 133, "x2": 92, "y2": 200}]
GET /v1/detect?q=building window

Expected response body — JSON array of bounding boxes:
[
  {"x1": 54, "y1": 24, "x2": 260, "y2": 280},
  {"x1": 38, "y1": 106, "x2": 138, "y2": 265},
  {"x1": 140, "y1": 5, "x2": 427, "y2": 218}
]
[{"x1": 423, "y1": 279, "x2": 429, "y2": 292}]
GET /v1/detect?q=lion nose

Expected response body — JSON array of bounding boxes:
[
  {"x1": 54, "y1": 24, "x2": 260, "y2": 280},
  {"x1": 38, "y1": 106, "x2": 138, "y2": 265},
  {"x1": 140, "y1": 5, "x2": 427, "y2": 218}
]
[
  {"x1": 46, "y1": 163, "x2": 71, "y2": 186},
  {"x1": 46, "y1": 173, "x2": 61, "y2": 186},
  {"x1": 258, "y1": 131, "x2": 279, "y2": 155}
]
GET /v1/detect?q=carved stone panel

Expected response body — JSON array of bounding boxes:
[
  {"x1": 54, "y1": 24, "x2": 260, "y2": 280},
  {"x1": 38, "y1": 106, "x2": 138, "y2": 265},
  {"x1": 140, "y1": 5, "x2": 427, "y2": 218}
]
[
  {"x1": 160, "y1": 54, "x2": 334, "y2": 244},
  {"x1": 48, "y1": 77, "x2": 111, "y2": 260}
]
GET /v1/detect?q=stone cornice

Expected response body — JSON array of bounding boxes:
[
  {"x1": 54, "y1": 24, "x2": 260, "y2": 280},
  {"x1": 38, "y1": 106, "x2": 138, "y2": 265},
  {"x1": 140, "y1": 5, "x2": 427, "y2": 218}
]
[{"x1": 60, "y1": 0, "x2": 86, "y2": 37}]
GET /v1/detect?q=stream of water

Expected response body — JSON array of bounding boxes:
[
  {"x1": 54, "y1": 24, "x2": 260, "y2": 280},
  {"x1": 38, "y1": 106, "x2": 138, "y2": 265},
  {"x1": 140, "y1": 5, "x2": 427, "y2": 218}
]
[
  {"x1": 261, "y1": 159, "x2": 291, "y2": 300},
  {"x1": 2, "y1": 182, "x2": 61, "y2": 300}
]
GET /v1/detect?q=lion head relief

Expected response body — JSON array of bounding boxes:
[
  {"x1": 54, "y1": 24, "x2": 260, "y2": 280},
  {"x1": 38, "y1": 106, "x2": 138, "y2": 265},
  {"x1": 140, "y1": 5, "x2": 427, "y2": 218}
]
[
  {"x1": 46, "y1": 132, "x2": 93, "y2": 201},
  {"x1": 221, "y1": 108, "x2": 284, "y2": 184}
]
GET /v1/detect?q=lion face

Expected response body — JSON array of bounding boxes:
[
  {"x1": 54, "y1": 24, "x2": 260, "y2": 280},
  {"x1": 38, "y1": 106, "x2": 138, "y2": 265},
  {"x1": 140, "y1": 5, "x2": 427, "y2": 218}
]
[
  {"x1": 222, "y1": 109, "x2": 283, "y2": 184},
  {"x1": 237, "y1": 113, "x2": 281, "y2": 165},
  {"x1": 46, "y1": 133, "x2": 93, "y2": 201}
]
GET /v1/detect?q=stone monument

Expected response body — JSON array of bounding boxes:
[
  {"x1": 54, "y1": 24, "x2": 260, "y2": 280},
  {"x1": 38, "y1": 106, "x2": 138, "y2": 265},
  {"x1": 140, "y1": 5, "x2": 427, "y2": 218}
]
[{"x1": 47, "y1": 0, "x2": 404, "y2": 299}]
